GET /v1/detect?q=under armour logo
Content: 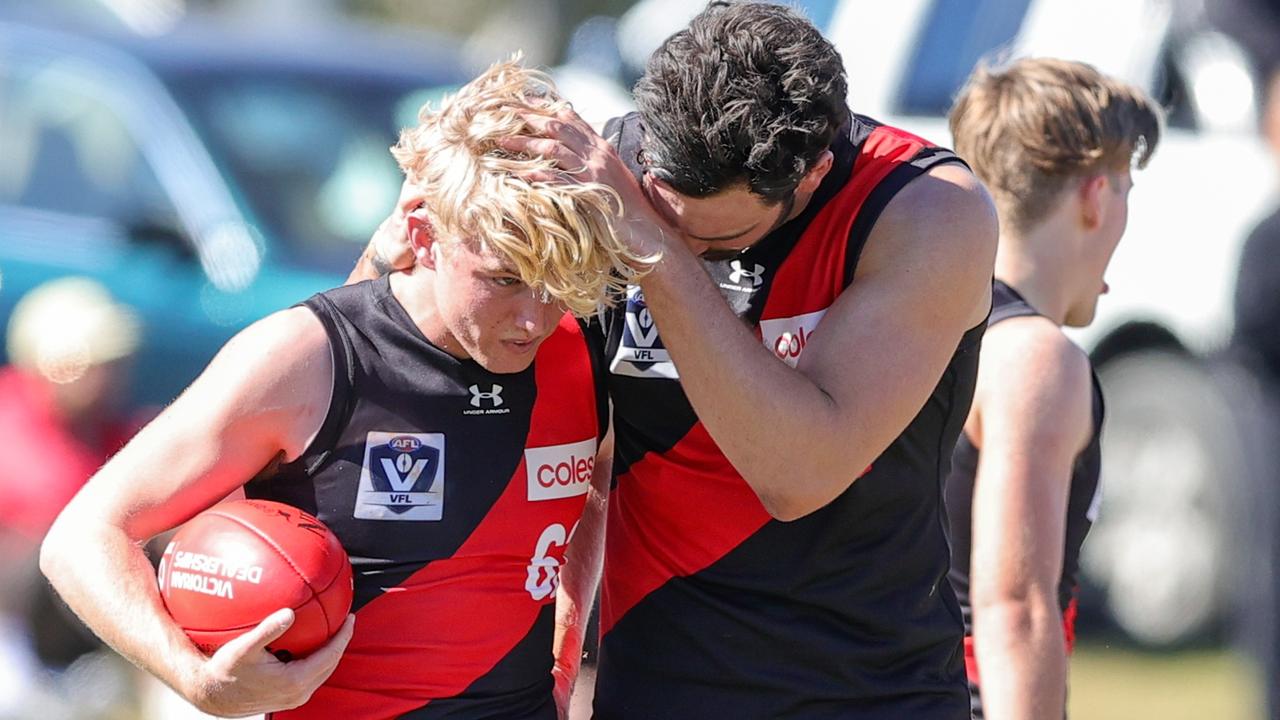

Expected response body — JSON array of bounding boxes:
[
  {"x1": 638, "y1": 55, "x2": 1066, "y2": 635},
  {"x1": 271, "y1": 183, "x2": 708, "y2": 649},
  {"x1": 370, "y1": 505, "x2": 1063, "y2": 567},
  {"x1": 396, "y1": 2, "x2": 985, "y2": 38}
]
[
  {"x1": 469, "y1": 384, "x2": 504, "y2": 408},
  {"x1": 728, "y1": 260, "x2": 765, "y2": 287}
]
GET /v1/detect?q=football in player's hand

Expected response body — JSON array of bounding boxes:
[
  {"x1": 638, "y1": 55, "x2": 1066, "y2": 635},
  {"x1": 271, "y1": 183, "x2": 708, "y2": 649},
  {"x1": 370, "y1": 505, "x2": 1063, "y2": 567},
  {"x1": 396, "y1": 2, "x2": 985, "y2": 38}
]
[{"x1": 157, "y1": 499, "x2": 353, "y2": 660}]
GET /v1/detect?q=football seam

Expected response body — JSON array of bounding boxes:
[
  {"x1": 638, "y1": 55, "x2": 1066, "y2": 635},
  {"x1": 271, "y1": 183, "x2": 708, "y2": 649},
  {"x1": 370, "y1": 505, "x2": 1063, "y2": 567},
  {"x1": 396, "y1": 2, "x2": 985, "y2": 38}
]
[
  {"x1": 312, "y1": 564, "x2": 349, "y2": 632},
  {"x1": 203, "y1": 509, "x2": 332, "y2": 633}
]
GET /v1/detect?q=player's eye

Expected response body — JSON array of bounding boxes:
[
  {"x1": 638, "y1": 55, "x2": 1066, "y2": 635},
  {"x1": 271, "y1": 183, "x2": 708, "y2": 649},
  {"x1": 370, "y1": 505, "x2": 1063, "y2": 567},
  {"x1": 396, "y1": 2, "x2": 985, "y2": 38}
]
[{"x1": 490, "y1": 275, "x2": 523, "y2": 288}]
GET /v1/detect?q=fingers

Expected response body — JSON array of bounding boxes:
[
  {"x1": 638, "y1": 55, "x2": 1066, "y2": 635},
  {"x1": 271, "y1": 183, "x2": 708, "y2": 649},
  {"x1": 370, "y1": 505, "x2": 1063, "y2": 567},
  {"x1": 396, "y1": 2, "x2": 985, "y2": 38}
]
[
  {"x1": 520, "y1": 111, "x2": 585, "y2": 138},
  {"x1": 497, "y1": 136, "x2": 589, "y2": 178},
  {"x1": 520, "y1": 112, "x2": 600, "y2": 157},
  {"x1": 330, "y1": 613, "x2": 356, "y2": 654},
  {"x1": 217, "y1": 608, "x2": 295, "y2": 662},
  {"x1": 288, "y1": 614, "x2": 355, "y2": 685}
]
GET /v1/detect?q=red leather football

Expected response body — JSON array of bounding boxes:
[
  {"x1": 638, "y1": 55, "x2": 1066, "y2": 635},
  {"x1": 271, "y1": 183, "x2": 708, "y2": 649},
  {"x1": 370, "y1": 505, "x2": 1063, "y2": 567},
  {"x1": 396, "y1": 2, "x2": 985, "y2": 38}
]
[{"x1": 157, "y1": 499, "x2": 353, "y2": 660}]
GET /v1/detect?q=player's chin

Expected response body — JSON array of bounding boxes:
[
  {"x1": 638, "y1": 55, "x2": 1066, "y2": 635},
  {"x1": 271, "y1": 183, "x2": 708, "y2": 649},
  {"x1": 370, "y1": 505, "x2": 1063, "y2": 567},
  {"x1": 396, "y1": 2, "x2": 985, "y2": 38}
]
[
  {"x1": 479, "y1": 341, "x2": 542, "y2": 373},
  {"x1": 1064, "y1": 302, "x2": 1099, "y2": 329}
]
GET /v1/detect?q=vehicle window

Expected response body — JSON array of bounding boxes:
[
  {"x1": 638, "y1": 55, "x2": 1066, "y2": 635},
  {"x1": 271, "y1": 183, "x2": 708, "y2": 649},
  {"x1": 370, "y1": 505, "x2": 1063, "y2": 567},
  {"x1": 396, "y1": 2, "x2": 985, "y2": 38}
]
[
  {"x1": 0, "y1": 59, "x2": 181, "y2": 235},
  {"x1": 896, "y1": 0, "x2": 1033, "y2": 116},
  {"x1": 164, "y1": 70, "x2": 457, "y2": 272}
]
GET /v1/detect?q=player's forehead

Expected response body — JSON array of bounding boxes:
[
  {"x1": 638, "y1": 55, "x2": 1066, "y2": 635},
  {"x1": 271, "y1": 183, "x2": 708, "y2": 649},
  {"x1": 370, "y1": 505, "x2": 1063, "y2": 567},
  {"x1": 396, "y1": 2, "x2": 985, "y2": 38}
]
[
  {"x1": 450, "y1": 237, "x2": 520, "y2": 274},
  {"x1": 648, "y1": 180, "x2": 778, "y2": 241}
]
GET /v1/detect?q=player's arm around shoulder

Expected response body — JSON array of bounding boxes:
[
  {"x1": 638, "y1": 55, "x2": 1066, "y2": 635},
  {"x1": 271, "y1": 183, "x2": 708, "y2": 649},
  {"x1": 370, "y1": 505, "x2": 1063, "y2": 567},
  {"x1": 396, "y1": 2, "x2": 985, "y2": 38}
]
[
  {"x1": 966, "y1": 317, "x2": 1092, "y2": 719},
  {"x1": 39, "y1": 306, "x2": 352, "y2": 716}
]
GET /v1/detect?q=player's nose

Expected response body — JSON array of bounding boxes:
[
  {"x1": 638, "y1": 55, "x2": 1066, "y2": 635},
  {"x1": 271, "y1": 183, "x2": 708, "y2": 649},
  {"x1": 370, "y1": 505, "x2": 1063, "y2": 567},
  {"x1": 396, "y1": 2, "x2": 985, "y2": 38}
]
[{"x1": 513, "y1": 289, "x2": 557, "y2": 336}]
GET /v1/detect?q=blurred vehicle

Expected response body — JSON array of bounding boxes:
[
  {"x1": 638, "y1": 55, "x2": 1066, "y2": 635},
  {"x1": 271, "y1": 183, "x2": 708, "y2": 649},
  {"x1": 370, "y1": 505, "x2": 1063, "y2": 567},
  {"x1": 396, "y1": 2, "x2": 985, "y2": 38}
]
[
  {"x1": 604, "y1": 0, "x2": 1275, "y2": 647},
  {"x1": 0, "y1": 15, "x2": 467, "y2": 406}
]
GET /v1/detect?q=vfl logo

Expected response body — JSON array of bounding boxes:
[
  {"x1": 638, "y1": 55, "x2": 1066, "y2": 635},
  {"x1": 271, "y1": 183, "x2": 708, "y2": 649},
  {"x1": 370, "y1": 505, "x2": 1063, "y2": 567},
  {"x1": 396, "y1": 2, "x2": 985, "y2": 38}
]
[
  {"x1": 354, "y1": 431, "x2": 446, "y2": 521},
  {"x1": 469, "y1": 384, "x2": 503, "y2": 408},
  {"x1": 727, "y1": 260, "x2": 765, "y2": 288},
  {"x1": 526, "y1": 521, "x2": 577, "y2": 601},
  {"x1": 610, "y1": 285, "x2": 679, "y2": 379},
  {"x1": 758, "y1": 309, "x2": 828, "y2": 367},
  {"x1": 525, "y1": 437, "x2": 597, "y2": 501},
  {"x1": 623, "y1": 289, "x2": 661, "y2": 350}
]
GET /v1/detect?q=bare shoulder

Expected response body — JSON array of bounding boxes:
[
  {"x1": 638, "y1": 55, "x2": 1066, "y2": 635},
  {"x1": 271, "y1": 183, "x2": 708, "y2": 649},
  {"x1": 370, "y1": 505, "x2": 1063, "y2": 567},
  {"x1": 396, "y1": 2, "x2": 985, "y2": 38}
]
[
  {"x1": 856, "y1": 162, "x2": 997, "y2": 326},
  {"x1": 982, "y1": 316, "x2": 1092, "y2": 393},
  {"x1": 867, "y1": 162, "x2": 998, "y2": 265},
  {"x1": 974, "y1": 316, "x2": 1094, "y2": 450},
  {"x1": 184, "y1": 305, "x2": 334, "y2": 460},
  {"x1": 228, "y1": 306, "x2": 329, "y2": 365},
  {"x1": 206, "y1": 306, "x2": 330, "y2": 396}
]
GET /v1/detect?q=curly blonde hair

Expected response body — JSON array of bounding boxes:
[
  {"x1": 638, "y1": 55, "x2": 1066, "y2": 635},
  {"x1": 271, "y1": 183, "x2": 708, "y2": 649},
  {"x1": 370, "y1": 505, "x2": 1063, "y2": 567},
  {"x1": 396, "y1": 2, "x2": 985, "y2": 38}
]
[{"x1": 392, "y1": 58, "x2": 649, "y2": 316}]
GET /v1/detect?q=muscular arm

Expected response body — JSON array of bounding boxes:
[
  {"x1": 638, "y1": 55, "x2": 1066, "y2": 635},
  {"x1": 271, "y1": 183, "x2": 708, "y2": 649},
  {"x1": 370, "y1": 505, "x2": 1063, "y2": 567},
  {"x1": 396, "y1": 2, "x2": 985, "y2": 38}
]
[
  {"x1": 552, "y1": 428, "x2": 612, "y2": 715},
  {"x1": 449, "y1": 110, "x2": 993, "y2": 520},
  {"x1": 640, "y1": 164, "x2": 996, "y2": 519},
  {"x1": 39, "y1": 308, "x2": 352, "y2": 716},
  {"x1": 966, "y1": 318, "x2": 1093, "y2": 720}
]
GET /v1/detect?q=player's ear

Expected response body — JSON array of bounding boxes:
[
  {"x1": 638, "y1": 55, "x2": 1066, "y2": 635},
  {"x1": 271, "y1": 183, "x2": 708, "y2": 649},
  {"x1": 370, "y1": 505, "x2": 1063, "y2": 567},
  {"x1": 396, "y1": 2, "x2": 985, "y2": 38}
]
[
  {"x1": 1078, "y1": 174, "x2": 1107, "y2": 231},
  {"x1": 796, "y1": 150, "x2": 834, "y2": 195},
  {"x1": 405, "y1": 210, "x2": 439, "y2": 270}
]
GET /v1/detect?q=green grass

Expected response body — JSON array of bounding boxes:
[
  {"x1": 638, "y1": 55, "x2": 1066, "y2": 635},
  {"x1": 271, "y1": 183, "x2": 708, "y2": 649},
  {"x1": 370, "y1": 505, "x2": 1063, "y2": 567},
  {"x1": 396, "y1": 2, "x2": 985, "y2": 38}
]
[{"x1": 1069, "y1": 642, "x2": 1263, "y2": 720}]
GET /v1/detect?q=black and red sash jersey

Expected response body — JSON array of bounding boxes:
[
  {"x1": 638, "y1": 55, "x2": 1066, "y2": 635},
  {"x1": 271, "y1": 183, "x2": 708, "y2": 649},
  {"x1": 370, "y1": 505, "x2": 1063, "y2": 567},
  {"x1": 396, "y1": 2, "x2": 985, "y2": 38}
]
[
  {"x1": 944, "y1": 280, "x2": 1104, "y2": 717},
  {"x1": 591, "y1": 113, "x2": 983, "y2": 719},
  {"x1": 245, "y1": 276, "x2": 607, "y2": 720}
]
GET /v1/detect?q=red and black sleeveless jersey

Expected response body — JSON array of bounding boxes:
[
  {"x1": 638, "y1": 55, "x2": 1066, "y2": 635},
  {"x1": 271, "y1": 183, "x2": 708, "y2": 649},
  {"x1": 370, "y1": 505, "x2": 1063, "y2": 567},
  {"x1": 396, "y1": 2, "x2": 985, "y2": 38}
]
[
  {"x1": 246, "y1": 277, "x2": 607, "y2": 719},
  {"x1": 944, "y1": 280, "x2": 1104, "y2": 717},
  {"x1": 591, "y1": 113, "x2": 983, "y2": 719}
]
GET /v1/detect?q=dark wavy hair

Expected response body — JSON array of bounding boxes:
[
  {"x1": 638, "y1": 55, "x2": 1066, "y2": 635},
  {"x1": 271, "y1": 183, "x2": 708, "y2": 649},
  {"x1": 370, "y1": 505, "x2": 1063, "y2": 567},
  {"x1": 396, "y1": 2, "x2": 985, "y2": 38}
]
[{"x1": 633, "y1": 1, "x2": 849, "y2": 203}]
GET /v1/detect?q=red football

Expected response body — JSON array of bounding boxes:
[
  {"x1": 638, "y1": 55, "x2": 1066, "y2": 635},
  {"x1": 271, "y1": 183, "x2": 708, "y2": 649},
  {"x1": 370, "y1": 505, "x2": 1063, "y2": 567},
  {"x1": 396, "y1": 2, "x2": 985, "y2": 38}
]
[{"x1": 157, "y1": 499, "x2": 353, "y2": 660}]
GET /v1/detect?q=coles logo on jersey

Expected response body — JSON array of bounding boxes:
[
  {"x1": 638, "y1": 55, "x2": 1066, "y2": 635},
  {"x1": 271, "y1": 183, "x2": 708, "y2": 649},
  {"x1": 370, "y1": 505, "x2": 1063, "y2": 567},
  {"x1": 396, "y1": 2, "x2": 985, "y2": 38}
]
[
  {"x1": 526, "y1": 521, "x2": 577, "y2": 601},
  {"x1": 758, "y1": 308, "x2": 827, "y2": 367},
  {"x1": 354, "y1": 431, "x2": 445, "y2": 521},
  {"x1": 610, "y1": 285, "x2": 679, "y2": 380},
  {"x1": 525, "y1": 437, "x2": 597, "y2": 502}
]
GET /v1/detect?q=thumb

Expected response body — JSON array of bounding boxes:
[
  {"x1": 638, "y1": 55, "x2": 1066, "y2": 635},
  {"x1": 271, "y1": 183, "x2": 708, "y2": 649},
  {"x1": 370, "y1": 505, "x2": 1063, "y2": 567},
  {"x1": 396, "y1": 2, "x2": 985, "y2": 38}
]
[{"x1": 215, "y1": 608, "x2": 295, "y2": 662}]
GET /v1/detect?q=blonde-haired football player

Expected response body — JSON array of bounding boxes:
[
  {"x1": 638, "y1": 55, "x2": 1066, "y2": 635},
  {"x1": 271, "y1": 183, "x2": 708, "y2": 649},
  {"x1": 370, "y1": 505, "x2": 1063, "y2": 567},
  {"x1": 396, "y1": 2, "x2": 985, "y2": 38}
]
[{"x1": 41, "y1": 58, "x2": 648, "y2": 719}]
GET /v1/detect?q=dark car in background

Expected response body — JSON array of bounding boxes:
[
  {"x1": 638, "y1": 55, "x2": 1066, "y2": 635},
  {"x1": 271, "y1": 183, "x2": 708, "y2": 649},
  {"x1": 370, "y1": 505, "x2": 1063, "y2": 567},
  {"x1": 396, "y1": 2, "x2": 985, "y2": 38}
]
[{"x1": 0, "y1": 16, "x2": 467, "y2": 406}]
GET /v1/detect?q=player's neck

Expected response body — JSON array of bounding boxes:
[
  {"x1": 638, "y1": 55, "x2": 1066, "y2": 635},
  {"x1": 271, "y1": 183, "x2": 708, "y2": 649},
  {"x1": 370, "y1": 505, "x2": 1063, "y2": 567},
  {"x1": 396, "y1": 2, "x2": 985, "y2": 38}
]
[
  {"x1": 994, "y1": 234, "x2": 1073, "y2": 327},
  {"x1": 388, "y1": 270, "x2": 469, "y2": 360}
]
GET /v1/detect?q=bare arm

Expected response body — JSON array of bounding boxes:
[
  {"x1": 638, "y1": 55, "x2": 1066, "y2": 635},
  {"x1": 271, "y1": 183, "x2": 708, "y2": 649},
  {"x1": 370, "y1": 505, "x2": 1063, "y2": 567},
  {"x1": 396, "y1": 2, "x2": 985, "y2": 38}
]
[
  {"x1": 348, "y1": 235, "x2": 397, "y2": 284},
  {"x1": 552, "y1": 428, "x2": 613, "y2": 716},
  {"x1": 967, "y1": 318, "x2": 1093, "y2": 720},
  {"x1": 488, "y1": 109, "x2": 994, "y2": 519},
  {"x1": 346, "y1": 181, "x2": 423, "y2": 285},
  {"x1": 639, "y1": 164, "x2": 996, "y2": 519},
  {"x1": 39, "y1": 308, "x2": 353, "y2": 717}
]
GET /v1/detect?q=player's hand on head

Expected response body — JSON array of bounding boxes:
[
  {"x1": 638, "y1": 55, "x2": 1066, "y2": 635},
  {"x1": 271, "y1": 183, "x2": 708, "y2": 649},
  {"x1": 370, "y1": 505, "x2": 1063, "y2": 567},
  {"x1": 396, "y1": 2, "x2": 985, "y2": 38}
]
[
  {"x1": 499, "y1": 106, "x2": 671, "y2": 260},
  {"x1": 191, "y1": 609, "x2": 355, "y2": 716}
]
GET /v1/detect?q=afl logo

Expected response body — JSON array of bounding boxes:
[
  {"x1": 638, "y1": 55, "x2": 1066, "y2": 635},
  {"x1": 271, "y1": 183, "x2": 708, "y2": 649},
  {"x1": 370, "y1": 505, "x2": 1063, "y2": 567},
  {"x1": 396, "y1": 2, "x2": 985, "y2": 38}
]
[{"x1": 388, "y1": 435, "x2": 422, "y2": 453}]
